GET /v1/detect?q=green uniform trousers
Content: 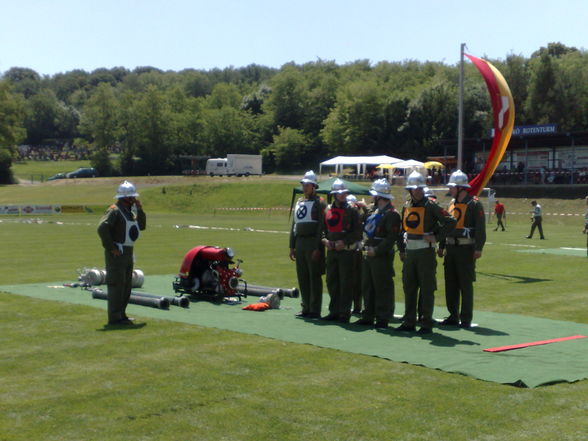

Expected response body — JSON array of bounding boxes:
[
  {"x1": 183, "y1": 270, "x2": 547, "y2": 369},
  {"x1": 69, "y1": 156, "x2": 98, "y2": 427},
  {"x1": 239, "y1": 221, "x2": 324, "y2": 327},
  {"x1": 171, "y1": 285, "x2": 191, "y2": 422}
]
[
  {"x1": 361, "y1": 253, "x2": 395, "y2": 323},
  {"x1": 295, "y1": 237, "x2": 323, "y2": 315},
  {"x1": 402, "y1": 247, "x2": 437, "y2": 328},
  {"x1": 105, "y1": 247, "x2": 134, "y2": 323},
  {"x1": 443, "y1": 245, "x2": 476, "y2": 324},
  {"x1": 351, "y1": 251, "x2": 363, "y2": 312},
  {"x1": 326, "y1": 250, "x2": 355, "y2": 318}
]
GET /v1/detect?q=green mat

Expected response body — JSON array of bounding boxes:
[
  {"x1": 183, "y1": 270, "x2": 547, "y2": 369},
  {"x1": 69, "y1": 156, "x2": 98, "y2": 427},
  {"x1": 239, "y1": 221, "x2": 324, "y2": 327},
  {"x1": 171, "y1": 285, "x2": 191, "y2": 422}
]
[{"x1": 2, "y1": 275, "x2": 588, "y2": 388}]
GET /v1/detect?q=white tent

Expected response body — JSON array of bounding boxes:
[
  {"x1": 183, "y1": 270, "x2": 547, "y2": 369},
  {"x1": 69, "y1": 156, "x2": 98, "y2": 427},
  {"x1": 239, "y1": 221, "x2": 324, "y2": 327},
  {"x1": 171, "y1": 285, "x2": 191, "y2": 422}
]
[
  {"x1": 391, "y1": 159, "x2": 425, "y2": 169},
  {"x1": 319, "y1": 155, "x2": 402, "y2": 176}
]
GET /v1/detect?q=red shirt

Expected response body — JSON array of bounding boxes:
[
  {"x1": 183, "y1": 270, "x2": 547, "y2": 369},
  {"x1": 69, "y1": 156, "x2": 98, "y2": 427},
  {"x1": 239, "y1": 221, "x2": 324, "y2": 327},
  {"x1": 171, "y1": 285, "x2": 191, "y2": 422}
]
[{"x1": 494, "y1": 203, "x2": 505, "y2": 215}]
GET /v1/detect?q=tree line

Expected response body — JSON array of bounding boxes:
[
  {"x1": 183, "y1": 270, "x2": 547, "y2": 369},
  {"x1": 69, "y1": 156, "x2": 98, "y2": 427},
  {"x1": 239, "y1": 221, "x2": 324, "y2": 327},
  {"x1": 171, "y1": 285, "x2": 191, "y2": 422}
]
[{"x1": 0, "y1": 42, "x2": 587, "y2": 183}]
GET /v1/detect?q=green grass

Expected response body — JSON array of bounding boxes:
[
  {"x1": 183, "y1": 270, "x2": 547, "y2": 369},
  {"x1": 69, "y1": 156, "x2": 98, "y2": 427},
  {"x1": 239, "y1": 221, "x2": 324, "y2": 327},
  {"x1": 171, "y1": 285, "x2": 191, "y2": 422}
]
[
  {"x1": 1, "y1": 177, "x2": 588, "y2": 440},
  {"x1": 12, "y1": 159, "x2": 92, "y2": 182}
]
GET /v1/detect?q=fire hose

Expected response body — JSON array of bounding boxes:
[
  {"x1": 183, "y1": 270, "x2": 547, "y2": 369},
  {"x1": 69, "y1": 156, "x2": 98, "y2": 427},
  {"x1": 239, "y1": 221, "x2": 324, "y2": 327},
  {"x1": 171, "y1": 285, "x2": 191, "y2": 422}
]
[
  {"x1": 237, "y1": 283, "x2": 299, "y2": 298},
  {"x1": 130, "y1": 291, "x2": 190, "y2": 308},
  {"x1": 88, "y1": 288, "x2": 170, "y2": 310}
]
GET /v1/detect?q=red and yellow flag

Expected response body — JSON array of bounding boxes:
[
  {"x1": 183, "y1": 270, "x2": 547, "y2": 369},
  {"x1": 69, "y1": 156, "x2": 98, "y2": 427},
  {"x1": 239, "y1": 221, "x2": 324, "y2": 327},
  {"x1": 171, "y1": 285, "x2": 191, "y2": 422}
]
[{"x1": 466, "y1": 54, "x2": 515, "y2": 196}]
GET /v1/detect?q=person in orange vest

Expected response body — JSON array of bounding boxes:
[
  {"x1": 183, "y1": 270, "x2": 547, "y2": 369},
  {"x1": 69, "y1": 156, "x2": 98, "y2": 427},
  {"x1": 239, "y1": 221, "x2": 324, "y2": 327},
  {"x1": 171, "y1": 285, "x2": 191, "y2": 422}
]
[
  {"x1": 396, "y1": 171, "x2": 456, "y2": 334},
  {"x1": 438, "y1": 170, "x2": 486, "y2": 329}
]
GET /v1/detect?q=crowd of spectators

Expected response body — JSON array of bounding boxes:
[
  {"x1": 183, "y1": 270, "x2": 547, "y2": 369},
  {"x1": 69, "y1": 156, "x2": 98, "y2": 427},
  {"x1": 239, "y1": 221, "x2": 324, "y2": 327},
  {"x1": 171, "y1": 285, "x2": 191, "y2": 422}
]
[
  {"x1": 488, "y1": 166, "x2": 588, "y2": 185},
  {"x1": 16, "y1": 144, "x2": 91, "y2": 161}
]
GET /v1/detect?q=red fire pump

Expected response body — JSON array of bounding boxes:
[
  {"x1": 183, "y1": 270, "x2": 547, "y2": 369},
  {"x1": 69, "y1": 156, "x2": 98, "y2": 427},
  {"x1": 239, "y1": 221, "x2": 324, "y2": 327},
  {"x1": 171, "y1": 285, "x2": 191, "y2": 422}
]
[{"x1": 172, "y1": 246, "x2": 245, "y2": 301}]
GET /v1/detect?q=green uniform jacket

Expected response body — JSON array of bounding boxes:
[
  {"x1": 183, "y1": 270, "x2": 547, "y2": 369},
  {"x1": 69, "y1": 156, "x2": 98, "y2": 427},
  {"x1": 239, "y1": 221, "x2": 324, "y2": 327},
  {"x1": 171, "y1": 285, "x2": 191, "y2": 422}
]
[
  {"x1": 439, "y1": 194, "x2": 486, "y2": 252},
  {"x1": 289, "y1": 194, "x2": 326, "y2": 250},
  {"x1": 399, "y1": 198, "x2": 456, "y2": 252},
  {"x1": 97, "y1": 201, "x2": 147, "y2": 251},
  {"x1": 323, "y1": 201, "x2": 362, "y2": 246},
  {"x1": 363, "y1": 202, "x2": 403, "y2": 256}
]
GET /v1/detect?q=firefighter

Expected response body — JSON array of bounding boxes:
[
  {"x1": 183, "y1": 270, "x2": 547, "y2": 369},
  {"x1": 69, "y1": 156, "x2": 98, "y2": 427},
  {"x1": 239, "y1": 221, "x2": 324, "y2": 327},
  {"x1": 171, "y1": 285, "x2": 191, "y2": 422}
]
[
  {"x1": 289, "y1": 171, "x2": 326, "y2": 319},
  {"x1": 354, "y1": 179, "x2": 403, "y2": 328},
  {"x1": 321, "y1": 179, "x2": 362, "y2": 323},
  {"x1": 437, "y1": 170, "x2": 486, "y2": 328},
  {"x1": 397, "y1": 171, "x2": 456, "y2": 334},
  {"x1": 346, "y1": 194, "x2": 369, "y2": 314},
  {"x1": 97, "y1": 181, "x2": 147, "y2": 325}
]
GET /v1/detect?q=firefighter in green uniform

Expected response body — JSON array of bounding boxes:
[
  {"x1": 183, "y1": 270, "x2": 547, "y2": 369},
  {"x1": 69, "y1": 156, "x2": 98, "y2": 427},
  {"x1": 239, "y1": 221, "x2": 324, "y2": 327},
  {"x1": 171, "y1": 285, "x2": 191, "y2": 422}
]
[
  {"x1": 97, "y1": 181, "x2": 147, "y2": 325},
  {"x1": 354, "y1": 179, "x2": 403, "y2": 329},
  {"x1": 437, "y1": 170, "x2": 486, "y2": 328},
  {"x1": 289, "y1": 171, "x2": 326, "y2": 319},
  {"x1": 397, "y1": 171, "x2": 456, "y2": 334},
  {"x1": 321, "y1": 179, "x2": 362, "y2": 323},
  {"x1": 346, "y1": 194, "x2": 369, "y2": 315}
]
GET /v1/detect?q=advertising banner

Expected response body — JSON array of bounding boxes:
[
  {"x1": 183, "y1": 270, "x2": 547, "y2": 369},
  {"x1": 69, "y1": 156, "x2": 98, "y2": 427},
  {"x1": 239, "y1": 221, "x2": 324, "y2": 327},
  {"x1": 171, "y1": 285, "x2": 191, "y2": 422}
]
[{"x1": 0, "y1": 205, "x2": 20, "y2": 215}]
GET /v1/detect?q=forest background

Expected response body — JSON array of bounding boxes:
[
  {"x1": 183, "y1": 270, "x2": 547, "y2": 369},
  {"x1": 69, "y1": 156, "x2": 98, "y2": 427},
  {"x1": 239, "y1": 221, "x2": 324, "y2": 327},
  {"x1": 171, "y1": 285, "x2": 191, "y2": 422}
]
[{"x1": 0, "y1": 42, "x2": 587, "y2": 183}]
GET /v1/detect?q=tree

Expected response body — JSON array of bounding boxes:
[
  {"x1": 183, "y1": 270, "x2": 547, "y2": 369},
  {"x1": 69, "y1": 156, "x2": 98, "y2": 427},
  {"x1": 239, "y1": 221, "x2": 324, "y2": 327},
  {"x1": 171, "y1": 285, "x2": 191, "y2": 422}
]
[
  {"x1": 2, "y1": 67, "x2": 42, "y2": 98},
  {"x1": 125, "y1": 86, "x2": 173, "y2": 174},
  {"x1": 263, "y1": 127, "x2": 310, "y2": 171},
  {"x1": 79, "y1": 83, "x2": 120, "y2": 175},
  {"x1": 321, "y1": 80, "x2": 386, "y2": 155},
  {"x1": 0, "y1": 81, "x2": 26, "y2": 183},
  {"x1": 526, "y1": 53, "x2": 558, "y2": 124},
  {"x1": 265, "y1": 66, "x2": 307, "y2": 129},
  {"x1": 24, "y1": 89, "x2": 76, "y2": 144}
]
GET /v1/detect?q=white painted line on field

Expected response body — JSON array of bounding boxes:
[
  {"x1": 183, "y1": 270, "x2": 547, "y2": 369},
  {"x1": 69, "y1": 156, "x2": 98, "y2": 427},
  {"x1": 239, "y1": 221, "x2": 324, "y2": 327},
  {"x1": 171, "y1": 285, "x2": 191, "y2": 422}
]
[
  {"x1": 560, "y1": 247, "x2": 585, "y2": 251},
  {"x1": 174, "y1": 224, "x2": 288, "y2": 234}
]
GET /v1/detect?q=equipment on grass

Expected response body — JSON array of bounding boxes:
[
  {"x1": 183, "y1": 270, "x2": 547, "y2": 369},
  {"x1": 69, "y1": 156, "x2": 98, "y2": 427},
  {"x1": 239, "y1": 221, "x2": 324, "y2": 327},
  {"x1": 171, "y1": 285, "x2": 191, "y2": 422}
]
[
  {"x1": 173, "y1": 246, "x2": 245, "y2": 301},
  {"x1": 88, "y1": 287, "x2": 170, "y2": 310},
  {"x1": 130, "y1": 291, "x2": 190, "y2": 308},
  {"x1": 237, "y1": 283, "x2": 299, "y2": 298},
  {"x1": 77, "y1": 268, "x2": 144, "y2": 288}
]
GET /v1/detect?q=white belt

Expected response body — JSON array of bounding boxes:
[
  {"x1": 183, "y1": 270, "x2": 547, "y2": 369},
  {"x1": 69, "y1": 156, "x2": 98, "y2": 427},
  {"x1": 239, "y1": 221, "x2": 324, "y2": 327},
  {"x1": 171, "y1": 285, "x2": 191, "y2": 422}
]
[
  {"x1": 446, "y1": 237, "x2": 475, "y2": 245},
  {"x1": 405, "y1": 240, "x2": 432, "y2": 250}
]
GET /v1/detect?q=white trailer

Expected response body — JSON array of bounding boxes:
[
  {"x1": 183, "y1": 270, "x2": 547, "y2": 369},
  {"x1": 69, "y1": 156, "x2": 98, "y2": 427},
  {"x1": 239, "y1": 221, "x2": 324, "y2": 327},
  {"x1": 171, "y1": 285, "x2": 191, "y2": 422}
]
[{"x1": 206, "y1": 154, "x2": 262, "y2": 176}]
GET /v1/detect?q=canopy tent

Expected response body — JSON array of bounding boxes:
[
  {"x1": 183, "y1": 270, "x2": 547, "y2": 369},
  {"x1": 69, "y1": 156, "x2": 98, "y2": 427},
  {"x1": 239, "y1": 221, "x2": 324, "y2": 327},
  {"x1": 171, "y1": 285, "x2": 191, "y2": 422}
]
[
  {"x1": 391, "y1": 159, "x2": 425, "y2": 169},
  {"x1": 290, "y1": 177, "x2": 371, "y2": 218},
  {"x1": 424, "y1": 161, "x2": 445, "y2": 169},
  {"x1": 319, "y1": 155, "x2": 402, "y2": 176}
]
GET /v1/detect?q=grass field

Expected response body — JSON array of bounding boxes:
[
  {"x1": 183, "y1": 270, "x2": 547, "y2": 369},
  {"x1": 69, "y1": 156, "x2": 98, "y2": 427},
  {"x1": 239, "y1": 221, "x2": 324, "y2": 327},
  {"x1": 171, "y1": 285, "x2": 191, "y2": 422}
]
[
  {"x1": 12, "y1": 160, "x2": 92, "y2": 182},
  {"x1": 1, "y1": 175, "x2": 588, "y2": 441}
]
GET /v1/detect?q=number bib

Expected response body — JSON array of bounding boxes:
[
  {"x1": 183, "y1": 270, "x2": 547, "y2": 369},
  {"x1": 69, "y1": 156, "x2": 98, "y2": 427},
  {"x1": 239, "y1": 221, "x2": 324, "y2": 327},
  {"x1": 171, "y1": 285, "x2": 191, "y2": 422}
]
[
  {"x1": 294, "y1": 200, "x2": 316, "y2": 224},
  {"x1": 325, "y1": 207, "x2": 345, "y2": 233},
  {"x1": 402, "y1": 207, "x2": 425, "y2": 235},
  {"x1": 364, "y1": 212, "x2": 383, "y2": 239},
  {"x1": 449, "y1": 203, "x2": 467, "y2": 229}
]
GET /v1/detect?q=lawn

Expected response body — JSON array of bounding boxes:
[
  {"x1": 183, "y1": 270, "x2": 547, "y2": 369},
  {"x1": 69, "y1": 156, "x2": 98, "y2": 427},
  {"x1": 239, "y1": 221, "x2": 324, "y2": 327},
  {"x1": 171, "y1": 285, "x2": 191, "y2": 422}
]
[
  {"x1": 1, "y1": 176, "x2": 587, "y2": 441},
  {"x1": 12, "y1": 159, "x2": 92, "y2": 182}
]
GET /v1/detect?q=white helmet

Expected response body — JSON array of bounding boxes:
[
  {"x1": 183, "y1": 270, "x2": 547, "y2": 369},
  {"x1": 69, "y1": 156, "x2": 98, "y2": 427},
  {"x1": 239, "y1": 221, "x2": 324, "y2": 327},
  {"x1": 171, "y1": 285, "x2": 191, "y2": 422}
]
[
  {"x1": 447, "y1": 170, "x2": 471, "y2": 188},
  {"x1": 330, "y1": 178, "x2": 349, "y2": 194},
  {"x1": 300, "y1": 170, "x2": 318, "y2": 187},
  {"x1": 405, "y1": 171, "x2": 427, "y2": 189},
  {"x1": 346, "y1": 194, "x2": 358, "y2": 204},
  {"x1": 370, "y1": 178, "x2": 393, "y2": 199},
  {"x1": 115, "y1": 180, "x2": 139, "y2": 199}
]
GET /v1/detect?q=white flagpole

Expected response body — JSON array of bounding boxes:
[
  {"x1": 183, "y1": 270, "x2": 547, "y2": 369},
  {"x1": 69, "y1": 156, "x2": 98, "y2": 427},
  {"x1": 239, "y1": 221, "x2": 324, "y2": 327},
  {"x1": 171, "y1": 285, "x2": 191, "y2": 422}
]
[{"x1": 458, "y1": 43, "x2": 465, "y2": 171}]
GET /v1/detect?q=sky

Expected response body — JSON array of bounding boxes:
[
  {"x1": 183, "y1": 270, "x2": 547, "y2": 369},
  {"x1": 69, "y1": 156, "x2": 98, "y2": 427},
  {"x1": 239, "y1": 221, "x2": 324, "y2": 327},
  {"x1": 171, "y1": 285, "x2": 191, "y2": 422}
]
[{"x1": 2, "y1": 0, "x2": 587, "y2": 76}]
